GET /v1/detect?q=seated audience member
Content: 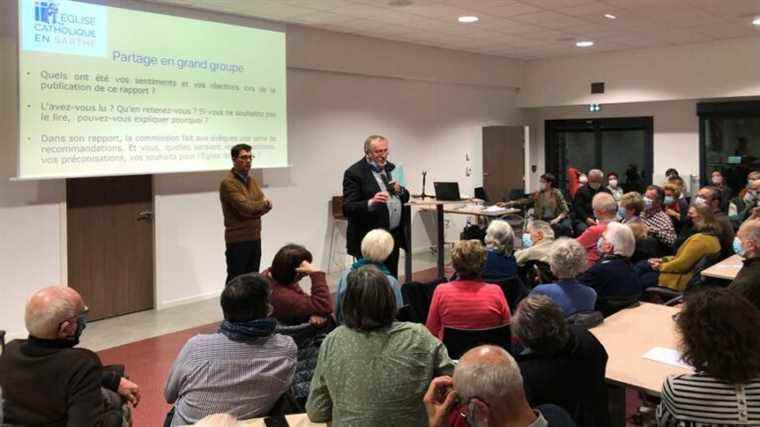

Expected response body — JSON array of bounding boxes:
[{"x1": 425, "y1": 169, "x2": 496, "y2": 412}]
[
  {"x1": 336, "y1": 229, "x2": 403, "y2": 322},
  {"x1": 657, "y1": 288, "x2": 760, "y2": 426},
  {"x1": 482, "y1": 219, "x2": 519, "y2": 281},
  {"x1": 265, "y1": 244, "x2": 333, "y2": 326},
  {"x1": 663, "y1": 183, "x2": 689, "y2": 230},
  {"x1": 694, "y1": 186, "x2": 735, "y2": 257},
  {"x1": 636, "y1": 203, "x2": 721, "y2": 291},
  {"x1": 192, "y1": 413, "x2": 238, "y2": 427},
  {"x1": 641, "y1": 185, "x2": 677, "y2": 252},
  {"x1": 515, "y1": 220, "x2": 556, "y2": 266},
  {"x1": 628, "y1": 221, "x2": 659, "y2": 264},
  {"x1": 426, "y1": 240, "x2": 511, "y2": 339},
  {"x1": 532, "y1": 173, "x2": 572, "y2": 237},
  {"x1": 606, "y1": 172, "x2": 623, "y2": 202},
  {"x1": 0, "y1": 286, "x2": 140, "y2": 426},
  {"x1": 665, "y1": 168, "x2": 680, "y2": 180},
  {"x1": 165, "y1": 274, "x2": 297, "y2": 426},
  {"x1": 572, "y1": 169, "x2": 610, "y2": 235},
  {"x1": 576, "y1": 192, "x2": 618, "y2": 266},
  {"x1": 512, "y1": 296, "x2": 609, "y2": 427},
  {"x1": 307, "y1": 266, "x2": 454, "y2": 426},
  {"x1": 578, "y1": 222, "x2": 641, "y2": 304},
  {"x1": 710, "y1": 170, "x2": 733, "y2": 212},
  {"x1": 531, "y1": 238, "x2": 597, "y2": 316},
  {"x1": 729, "y1": 172, "x2": 760, "y2": 228},
  {"x1": 619, "y1": 191, "x2": 645, "y2": 225},
  {"x1": 423, "y1": 345, "x2": 577, "y2": 427},
  {"x1": 729, "y1": 219, "x2": 760, "y2": 310}
]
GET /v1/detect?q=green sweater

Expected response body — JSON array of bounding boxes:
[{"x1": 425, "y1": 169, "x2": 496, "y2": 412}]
[{"x1": 306, "y1": 322, "x2": 454, "y2": 427}]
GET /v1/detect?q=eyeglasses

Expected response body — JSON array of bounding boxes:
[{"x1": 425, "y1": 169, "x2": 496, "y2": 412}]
[{"x1": 59, "y1": 306, "x2": 89, "y2": 329}]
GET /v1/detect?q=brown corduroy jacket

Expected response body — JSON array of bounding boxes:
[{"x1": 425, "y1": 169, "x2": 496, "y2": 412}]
[{"x1": 219, "y1": 169, "x2": 271, "y2": 244}]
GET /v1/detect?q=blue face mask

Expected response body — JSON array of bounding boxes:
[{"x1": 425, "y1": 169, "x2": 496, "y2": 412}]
[
  {"x1": 522, "y1": 233, "x2": 533, "y2": 249},
  {"x1": 664, "y1": 196, "x2": 674, "y2": 205},
  {"x1": 734, "y1": 237, "x2": 746, "y2": 257},
  {"x1": 618, "y1": 206, "x2": 627, "y2": 220},
  {"x1": 643, "y1": 197, "x2": 653, "y2": 210}
]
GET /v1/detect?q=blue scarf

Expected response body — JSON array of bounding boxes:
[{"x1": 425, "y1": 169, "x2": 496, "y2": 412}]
[
  {"x1": 351, "y1": 258, "x2": 392, "y2": 275},
  {"x1": 218, "y1": 318, "x2": 276, "y2": 342}
]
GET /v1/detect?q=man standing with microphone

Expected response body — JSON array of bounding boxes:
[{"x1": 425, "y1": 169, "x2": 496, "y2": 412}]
[{"x1": 343, "y1": 135, "x2": 410, "y2": 278}]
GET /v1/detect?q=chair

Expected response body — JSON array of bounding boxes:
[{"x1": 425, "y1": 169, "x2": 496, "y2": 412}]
[
  {"x1": 474, "y1": 186, "x2": 489, "y2": 203},
  {"x1": 400, "y1": 279, "x2": 445, "y2": 323},
  {"x1": 596, "y1": 294, "x2": 640, "y2": 318},
  {"x1": 396, "y1": 305, "x2": 413, "y2": 322},
  {"x1": 492, "y1": 276, "x2": 530, "y2": 313},
  {"x1": 443, "y1": 324, "x2": 511, "y2": 359},
  {"x1": 642, "y1": 252, "x2": 723, "y2": 304}
]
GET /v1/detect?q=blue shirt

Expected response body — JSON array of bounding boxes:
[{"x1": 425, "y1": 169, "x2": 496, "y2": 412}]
[
  {"x1": 531, "y1": 279, "x2": 597, "y2": 316},
  {"x1": 482, "y1": 250, "x2": 519, "y2": 282}
]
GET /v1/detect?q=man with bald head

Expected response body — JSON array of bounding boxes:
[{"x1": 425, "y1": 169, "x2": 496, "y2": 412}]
[
  {"x1": 576, "y1": 192, "x2": 618, "y2": 266},
  {"x1": 0, "y1": 286, "x2": 139, "y2": 426},
  {"x1": 729, "y1": 219, "x2": 760, "y2": 310},
  {"x1": 572, "y1": 169, "x2": 610, "y2": 235},
  {"x1": 423, "y1": 345, "x2": 576, "y2": 427}
]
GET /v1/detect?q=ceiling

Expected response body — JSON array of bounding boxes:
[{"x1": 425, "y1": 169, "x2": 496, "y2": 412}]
[{"x1": 144, "y1": 0, "x2": 760, "y2": 60}]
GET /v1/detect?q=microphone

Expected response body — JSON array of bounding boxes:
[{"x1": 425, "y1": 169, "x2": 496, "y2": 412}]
[{"x1": 380, "y1": 168, "x2": 397, "y2": 196}]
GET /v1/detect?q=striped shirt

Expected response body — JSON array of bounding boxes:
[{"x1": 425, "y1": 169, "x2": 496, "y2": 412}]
[
  {"x1": 657, "y1": 373, "x2": 760, "y2": 426},
  {"x1": 425, "y1": 280, "x2": 511, "y2": 339},
  {"x1": 164, "y1": 332, "x2": 297, "y2": 426}
]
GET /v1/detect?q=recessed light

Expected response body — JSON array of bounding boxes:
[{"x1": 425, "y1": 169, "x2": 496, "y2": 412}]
[
  {"x1": 458, "y1": 16, "x2": 479, "y2": 23},
  {"x1": 576, "y1": 40, "x2": 594, "y2": 47},
  {"x1": 753, "y1": 17, "x2": 760, "y2": 26},
  {"x1": 604, "y1": 13, "x2": 617, "y2": 20}
]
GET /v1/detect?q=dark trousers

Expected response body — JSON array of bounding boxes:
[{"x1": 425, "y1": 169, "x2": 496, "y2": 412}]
[
  {"x1": 225, "y1": 239, "x2": 262, "y2": 284},
  {"x1": 634, "y1": 260, "x2": 660, "y2": 290}
]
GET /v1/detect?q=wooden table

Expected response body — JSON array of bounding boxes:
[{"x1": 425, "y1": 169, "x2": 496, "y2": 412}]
[
  {"x1": 404, "y1": 197, "x2": 520, "y2": 281},
  {"x1": 591, "y1": 303, "x2": 691, "y2": 427},
  {"x1": 701, "y1": 254, "x2": 743, "y2": 280},
  {"x1": 240, "y1": 413, "x2": 325, "y2": 426}
]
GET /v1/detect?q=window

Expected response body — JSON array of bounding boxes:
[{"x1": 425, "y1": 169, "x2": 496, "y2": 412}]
[
  {"x1": 545, "y1": 117, "x2": 654, "y2": 193},
  {"x1": 699, "y1": 101, "x2": 760, "y2": 192}
]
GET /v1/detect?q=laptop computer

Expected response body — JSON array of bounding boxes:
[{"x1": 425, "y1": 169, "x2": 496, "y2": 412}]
[{"x1": 434, "y1": 182, "x2": 464, "y2": 201}]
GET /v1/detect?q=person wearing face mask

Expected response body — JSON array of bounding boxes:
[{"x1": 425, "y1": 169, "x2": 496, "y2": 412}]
[
  {"x1": 343, "y1": 134, "x2": 410, "y2": 278},
  {"x1": 710, "y1": 170, "x2": 733, "y2": 213},
  {"x1": 532, "y1": 173, "x2": 572, "y2": 237},
  {"x1": 729, "y1": 172, "x2": 760, "y2": 229},
  {"x1": 0, "y1": 286, "x2": 140, "y2": 426},
  {"x1": 687, "y1": 186, "x2": 735, "y2": 258},
  {"x1": 578, "y1": 222, "x2": 641, "y2": 316},
  {"x1": 605, "y1": 172, "x2": 623, "y2": 202},
  {"x1": 662, "y1": 183, "x2": 689, "y2": 230},
  {"x1": 728, "y1": 219, "x2": 760, "y2": 311},
  {"x1": 618, "y1": 191, "x2": 645, "y2": 225},
  {"x1": 515, "y1": 220, "x2": 556, "y2": 266},
  {"x1": 641, "y1": 185, "x2": 677, "y2": 253},
  {"x1": 576, "y1": 192, "x2": 619, "y2": 266},
  {"x1": 572, "y1": 169, "x2": 611, "y2": 236}
]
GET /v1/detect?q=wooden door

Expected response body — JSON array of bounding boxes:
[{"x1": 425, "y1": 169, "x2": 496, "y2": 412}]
[
  {"x1": 67, "y1": 175, "x2": 154, "y2": 320},
  {"x1": 482, "y1": 126, "x2": 525, "y2": 202}
]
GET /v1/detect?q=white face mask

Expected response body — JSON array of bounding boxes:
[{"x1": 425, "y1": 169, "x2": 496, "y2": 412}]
[
  {"x1": 579, "y1": 175, "x2": 588, "y2": 184},
  {"x1": 608, "y1": 179, "x2": 618, "y2": 188},
  {"x1": 712, "y1": 176, "x2": 723, "y2": 185}
]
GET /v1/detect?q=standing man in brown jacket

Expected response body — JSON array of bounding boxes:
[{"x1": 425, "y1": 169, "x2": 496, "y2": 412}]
[{"x1": 220, "y1": 144, "x2": 272, "y2": 283}]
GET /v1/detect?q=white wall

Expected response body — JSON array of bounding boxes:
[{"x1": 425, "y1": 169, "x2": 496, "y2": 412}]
[
  {"x1": 0, "y1": 1, "x2": 522, "y2": 337},
  {"x1": 523, "y1": 100, "x2": 699, "y2": 190},
  {"x1": 519, "y1": 37, "x2": 760, "y2": 108}
]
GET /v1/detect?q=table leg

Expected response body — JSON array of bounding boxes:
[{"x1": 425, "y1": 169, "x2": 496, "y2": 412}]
[
  {"x1": 436, "y1": 204, "x2": 445, "y2": 279},
  {"x1": 404, "y1": 205, "x2": 412, "y2": 283},
  {"x1": 608, "y1": 383, "x2": 627, "y2": 427}
]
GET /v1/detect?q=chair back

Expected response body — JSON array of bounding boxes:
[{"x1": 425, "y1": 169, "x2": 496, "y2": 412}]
[
  {"x1": 400, "y1": 279, "x2": 445, "y2": 323},
  {"x1": 443, "y1": 324, "x2": 511, "y2": 359},
  {"x1": 331, "y1": 196, "x2": 345, "y2": 220},
  {"x1": 492, "y1": 276, "x2": 529, "y2": 313},
  {"x1": 685, "y1": 252, "x2": 724, "y2": 290},
  {"x1": 396, "y1": 305, "x2": 413, "y2": 322},
  {"x1": 522, "y1": 260, "x2": 555, "y2": 288},
  {"x1": 595, "y1": 294, "x2": 640, "y2": 318},
  {"x1": 474, "y1": 186, "x2": 489, "y2": 203}
]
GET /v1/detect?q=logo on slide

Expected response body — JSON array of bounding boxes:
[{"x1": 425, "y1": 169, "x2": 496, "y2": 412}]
[
  {"x1": 34, "y1": 1, "x2": 58, "y2": 24},
  {"x1": 22, "y1": 0, "x2": 107, "y2": 57}
]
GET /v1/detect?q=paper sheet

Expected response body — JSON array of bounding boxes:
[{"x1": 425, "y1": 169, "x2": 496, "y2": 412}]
[{"x1": 642, "y1": 347, "x2": 692, "y2": 369}]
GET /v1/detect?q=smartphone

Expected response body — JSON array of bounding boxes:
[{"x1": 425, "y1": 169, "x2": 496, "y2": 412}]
[{"x1": 264, "y1": 416, "x2": 290, "y2": 427}]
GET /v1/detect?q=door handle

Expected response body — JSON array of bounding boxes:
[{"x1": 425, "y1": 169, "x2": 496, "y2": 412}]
[
  {"x1": 483, "y1": 172, "x2": 490, "y2": 176},
  {"x1": 136, "y1": 210, "x2": 153, "y2": 221}
]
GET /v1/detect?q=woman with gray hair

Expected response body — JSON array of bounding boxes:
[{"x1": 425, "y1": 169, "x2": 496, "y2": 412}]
[
  {"x1": 530, "y1": 238, "x2": 597, "y2": 316},
  {"x1": 481, "y1": 220, "x2": 519, "y2": 282},
  {"x1": 513, "y1": 295, "x2": 609, "y2": 427}
]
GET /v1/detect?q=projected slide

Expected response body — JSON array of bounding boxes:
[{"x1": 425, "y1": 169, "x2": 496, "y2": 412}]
[{"x1": 18, "y1": 0, "x2": 287, "y2": 179}]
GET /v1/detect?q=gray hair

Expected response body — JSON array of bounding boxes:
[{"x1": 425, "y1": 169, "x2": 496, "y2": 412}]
[
  {"x1": 361, "y1": 229, "x2": 394, "y2": 263},
  {"x1": 511, "y1": 295, "x2": 570, "y2": 354},
  {"x1": 739, "y1": 219, "x2": 760, "y2": 246},
  {"x1": 588, "y1": 169, "x2": 604, "y2": 179},
  {"x1": 549, "y1": 238, "x2": 588, "y2": 279},
  {"x1": 484, "y1": 220, "x2": 514, "y2": 255},
  {"x1": 604, "y1": 222, "x2": 636, "y2": 258},
  {"x1": 363, "y1": 134, "x2": 387, "y2": 154},
  {"x1": 529, "y1": 220, "x2": 555, "y2": 239},
  {"x1": 592, "y1": 192, "x2": 617, "y2": 216},
  {"x1": 25, "y1": 287, "x2": 77, "y2": 338},
  {"x1": 453, "y1": 346, "x2": 524, "y2": 405}
]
